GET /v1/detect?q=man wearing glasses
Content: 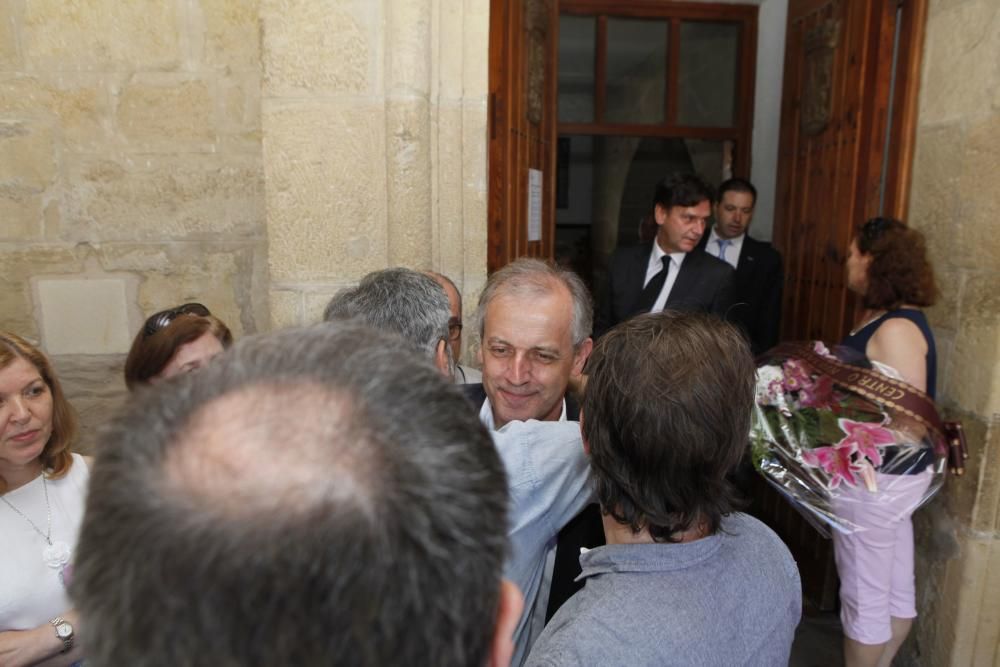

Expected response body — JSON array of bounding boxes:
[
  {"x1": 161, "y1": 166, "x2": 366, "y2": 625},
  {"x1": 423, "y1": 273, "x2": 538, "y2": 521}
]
[
  {"x1": 323, "y1": 267, "x2": 592, "y2": 666},
  {"x1": 425, "y1": 271, "x2": 482, "y2": 384}
]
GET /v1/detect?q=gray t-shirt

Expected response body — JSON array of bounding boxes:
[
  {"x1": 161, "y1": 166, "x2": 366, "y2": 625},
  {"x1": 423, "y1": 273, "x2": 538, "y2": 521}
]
[{"x1": 525, "y1": 513, "x2": 801, "y2": 667}]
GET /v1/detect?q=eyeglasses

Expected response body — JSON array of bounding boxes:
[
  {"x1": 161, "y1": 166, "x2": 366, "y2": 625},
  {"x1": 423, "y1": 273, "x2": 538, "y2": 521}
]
[
  {"x1": 448, "y1": 318, "x2": 463, "y2": 342},
  {"x1": 142, "y1": 303, "x2": 211, "y2": 337}
]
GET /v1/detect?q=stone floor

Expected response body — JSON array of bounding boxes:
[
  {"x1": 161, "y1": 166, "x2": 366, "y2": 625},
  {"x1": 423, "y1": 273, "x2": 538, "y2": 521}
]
[
  {"x1": 790, "y1": 609, "x2": 844, "y2": 666},
  {"x1": 789, "y1": 609, "x2": 924, "y2": 667}
]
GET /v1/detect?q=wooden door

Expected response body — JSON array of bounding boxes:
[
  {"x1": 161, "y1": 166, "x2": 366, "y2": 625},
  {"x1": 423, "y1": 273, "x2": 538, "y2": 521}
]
[
  {"x1": 767, "y1": 0, "x2": 927, "y2": 610},
  {"x1": 488, "y1": 0, "x2": 559, "y2": 271},
  {"x1": 774, "y1": 0, "x2": 925, "y2": 343}
]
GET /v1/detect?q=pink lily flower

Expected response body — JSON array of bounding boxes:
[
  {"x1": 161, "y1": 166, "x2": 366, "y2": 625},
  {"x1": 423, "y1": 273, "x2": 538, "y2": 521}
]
[
  {"x1": 836, "y1": 419, "x2": 893, "y2": 467},
  {"x1": 802, "y1": 445, "x2": 860, "y2": 488}
]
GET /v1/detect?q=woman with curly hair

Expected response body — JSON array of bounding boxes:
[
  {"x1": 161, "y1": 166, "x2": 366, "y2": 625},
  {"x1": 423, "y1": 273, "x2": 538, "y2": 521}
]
[
  {"x1": 0, "y1": 332, "x2": 89, "y2": 666},
  {"x1": 837, "y1": 217, "x2": 938, "y2": 667}
]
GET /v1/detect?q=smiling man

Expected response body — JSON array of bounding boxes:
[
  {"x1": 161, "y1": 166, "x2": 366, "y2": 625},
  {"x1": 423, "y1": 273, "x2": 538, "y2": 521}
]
[
  {"x1": 468, "y1": 258, "x2": 592, "y2": 430},
  {"x1": 595, "y1": 173, "x2": 734, "y2": 336},
  {"x1": 464, "y1": 258, "x2": 600, "y2": 664}
]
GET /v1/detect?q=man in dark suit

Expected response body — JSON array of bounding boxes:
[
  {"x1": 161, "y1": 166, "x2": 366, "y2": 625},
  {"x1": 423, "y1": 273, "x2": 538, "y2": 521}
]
[
  {"x1": 595, "y1": 173, "x2": 734, "y2": 337},
  {"x1": 697, "y1": 177, "x2": 784, "y2": 355}
]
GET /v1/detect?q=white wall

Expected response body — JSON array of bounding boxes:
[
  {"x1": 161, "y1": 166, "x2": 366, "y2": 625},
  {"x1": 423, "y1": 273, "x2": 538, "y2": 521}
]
[{"x1": 749, "y1": 0, "x2": 789, "y2": 241}]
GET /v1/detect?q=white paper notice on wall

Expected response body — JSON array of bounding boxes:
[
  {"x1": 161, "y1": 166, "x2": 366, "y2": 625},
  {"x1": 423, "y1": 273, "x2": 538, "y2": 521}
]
[{"x1": 527, "y1": 168, "x2": 543, "y2": 242}]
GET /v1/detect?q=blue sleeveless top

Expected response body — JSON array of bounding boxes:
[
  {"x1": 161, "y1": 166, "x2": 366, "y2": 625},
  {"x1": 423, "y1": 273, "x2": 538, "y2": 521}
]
[{"x1": 841, "y1": 309, "x2": 937, "y2": 399}]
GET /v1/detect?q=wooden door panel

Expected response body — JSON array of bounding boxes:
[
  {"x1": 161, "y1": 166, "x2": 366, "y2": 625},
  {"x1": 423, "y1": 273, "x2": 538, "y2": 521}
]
[
  {"x1": 765, "y1": 0, "x2": 927, "y2": 611},
  {"x1": 489, "y1": 0, "x2": 558, "y2": 271}
]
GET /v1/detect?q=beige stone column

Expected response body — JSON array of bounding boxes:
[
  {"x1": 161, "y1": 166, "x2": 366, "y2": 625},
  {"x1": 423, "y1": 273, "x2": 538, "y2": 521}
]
[
  {"x1": 260, "y1": 0, "x2": 489, "y2": 329},
  {"x1": 907, "y1": 1, "x2": 1000, "y2": 664},
  {"x1": 386, "y1": 0, "x2": 433, "y2": 267}
]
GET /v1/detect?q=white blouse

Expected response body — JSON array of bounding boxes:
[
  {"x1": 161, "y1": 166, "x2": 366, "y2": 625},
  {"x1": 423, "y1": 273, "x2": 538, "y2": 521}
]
[{"x1": 0, "y1": 453, "x2": 89, "y2": 630}]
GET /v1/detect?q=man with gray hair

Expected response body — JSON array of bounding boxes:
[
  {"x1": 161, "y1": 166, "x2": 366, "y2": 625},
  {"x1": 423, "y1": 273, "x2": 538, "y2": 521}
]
[
  {"x1": 466, "y1": 257, "x2": 603, "y2": 659},
  {"x1": 323, "y1": 265, "x2": 591, "y2": 666},
  {"x1": 467, "y1": 258, "x2": 593, "y2": 429},
  {"x1": 73, "y1": 323, "x2": 525, "y2": 666},
  {"x1": 324, "y1": 267, "x2": 454, "y2": 377},
  {"x1": 424, "y1": 270, "x2": 483, "y2": 384}
]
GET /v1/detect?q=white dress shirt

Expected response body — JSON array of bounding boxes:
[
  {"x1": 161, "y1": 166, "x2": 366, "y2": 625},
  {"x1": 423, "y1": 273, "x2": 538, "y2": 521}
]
[
  {"x1": 706, "y1": 229, "x2": 745, "y2": 269},
  {"x1": 644, "y1": 241, "x2": 688, "y2": 313},
  {"x1": 478, "y1": 396, "x2": 568, "y2": 431}
]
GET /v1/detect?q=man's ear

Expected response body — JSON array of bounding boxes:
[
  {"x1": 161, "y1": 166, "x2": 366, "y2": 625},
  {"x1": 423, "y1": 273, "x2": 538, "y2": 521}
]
[
  {"x1": 488, "y1": 579, "x2": 524, "y2": 667},
  {"x1": 654, "y1": 203, "x2": 668, "y2": 226},
  {"x1": 434, "y1": 338, "x2": 452, "y2": 379},
  {"x1": 572, "y1": 337, "x2": 593, "y2": 376}
]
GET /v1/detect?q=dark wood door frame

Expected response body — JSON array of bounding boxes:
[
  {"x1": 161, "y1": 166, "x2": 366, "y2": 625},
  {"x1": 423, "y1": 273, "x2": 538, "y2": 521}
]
[{"x1": 488, "y1": 0, "x2": 559, "y2": 272}]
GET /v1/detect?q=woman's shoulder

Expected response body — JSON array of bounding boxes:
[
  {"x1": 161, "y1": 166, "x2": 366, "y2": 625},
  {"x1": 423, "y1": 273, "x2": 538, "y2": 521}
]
[
  {"x1": 64, "y1": 452, "x2": 93, "y2": 487},
  {"x1": 873, "y1": 314, "x2": 926, "y2": 343}
]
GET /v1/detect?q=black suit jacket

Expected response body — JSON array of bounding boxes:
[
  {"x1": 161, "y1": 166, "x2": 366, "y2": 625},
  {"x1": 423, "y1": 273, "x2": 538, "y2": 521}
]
[
  {"x1": 595, "y1": 243, "x2": 735, "y2": 336},
  {"x1": 698, "y1": 233, "x2": 784, "y2": 355}
]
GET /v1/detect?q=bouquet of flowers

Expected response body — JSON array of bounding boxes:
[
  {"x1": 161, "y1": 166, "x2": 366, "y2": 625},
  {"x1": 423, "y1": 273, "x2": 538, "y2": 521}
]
[{"x1": 750, "y1": 342, "x2": 947, "y2": 536}]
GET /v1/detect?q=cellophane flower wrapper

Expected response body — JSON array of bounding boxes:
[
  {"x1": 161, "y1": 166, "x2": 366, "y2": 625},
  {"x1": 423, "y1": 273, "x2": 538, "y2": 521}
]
[{"x1": 749, "y1": 342, "x2": 946, "y2": 537}]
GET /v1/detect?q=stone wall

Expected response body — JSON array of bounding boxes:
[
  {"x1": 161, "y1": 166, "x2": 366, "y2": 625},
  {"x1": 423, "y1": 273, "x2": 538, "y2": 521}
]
[
  {"x1": 907, "y1": 1, "x2": 1000, "y2": 664},
  {"x1": 260, "y1": 0, "x2": 490, "y2": 329},
  {"x1": 0, "y1": 0, "x2": 269, "y2": 451},
  {"x1": 1, "y1": 0, "x2": 489, "y2": 450}
]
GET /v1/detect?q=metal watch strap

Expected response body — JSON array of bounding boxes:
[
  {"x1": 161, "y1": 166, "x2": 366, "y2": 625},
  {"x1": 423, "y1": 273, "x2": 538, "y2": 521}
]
[{"x1": 49, "y1": 616, "x2": 73, "y2": 653}]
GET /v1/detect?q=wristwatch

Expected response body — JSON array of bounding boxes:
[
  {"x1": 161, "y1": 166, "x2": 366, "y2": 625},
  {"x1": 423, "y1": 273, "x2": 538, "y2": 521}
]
[{"x1": 49, "y1": 616, "x2": 74, "y2": 653}]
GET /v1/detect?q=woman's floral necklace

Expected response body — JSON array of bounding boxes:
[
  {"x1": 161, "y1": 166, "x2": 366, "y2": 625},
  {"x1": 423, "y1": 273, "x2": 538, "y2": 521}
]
[{"x1": 1, "y1": 476, "x2": 72, "y2": 586}]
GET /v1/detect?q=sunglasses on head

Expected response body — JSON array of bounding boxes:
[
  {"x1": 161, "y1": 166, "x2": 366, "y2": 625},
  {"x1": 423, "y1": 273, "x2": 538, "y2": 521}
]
[{"x1": 142, "y1": 303, "x2": 211, "y2": 337}]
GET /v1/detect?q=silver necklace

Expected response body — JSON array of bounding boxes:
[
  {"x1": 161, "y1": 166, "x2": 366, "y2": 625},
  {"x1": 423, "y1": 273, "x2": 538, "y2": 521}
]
[{"x1": 1, "y1": 476, "x2": 72, "y2": 583}]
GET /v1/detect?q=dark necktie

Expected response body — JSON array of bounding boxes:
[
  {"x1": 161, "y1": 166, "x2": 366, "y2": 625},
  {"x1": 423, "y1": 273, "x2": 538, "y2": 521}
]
[{"x1": 635, "y1": 255, "x2": 671, "y2": 313}]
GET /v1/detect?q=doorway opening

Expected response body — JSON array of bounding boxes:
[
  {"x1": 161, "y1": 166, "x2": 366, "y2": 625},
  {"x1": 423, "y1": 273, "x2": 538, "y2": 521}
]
[{"x1": 554, "y1": 2, "x2": 758, "y2": 299}]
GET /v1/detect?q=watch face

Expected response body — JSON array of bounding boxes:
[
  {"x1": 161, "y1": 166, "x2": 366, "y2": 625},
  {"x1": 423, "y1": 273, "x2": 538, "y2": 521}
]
[{"x1": 56, "y1": 623, "x2": 73, "y2": 638}]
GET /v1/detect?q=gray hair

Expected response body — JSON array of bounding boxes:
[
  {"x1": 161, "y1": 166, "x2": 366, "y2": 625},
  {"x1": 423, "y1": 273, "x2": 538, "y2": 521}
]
[
  {"x1": 323, "y1": 268, "x2": 451, "y2": 359},
  {"x1": 475, "y1": 258, "x2": 593, "y2": 346},
  {"x1": 73, "y1": 322, "x2": 509, "y2": 667}
]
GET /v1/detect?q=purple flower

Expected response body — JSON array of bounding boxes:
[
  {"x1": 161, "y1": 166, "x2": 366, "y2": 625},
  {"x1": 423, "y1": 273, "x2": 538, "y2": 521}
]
[
  {"x1": 799, "y1": 375, "x2": 835, "y2": 408},
  {"x1": 836, "y1": 419, "x2": 893, "y2": 467},
  {"x1": 813, "y1": 341, "x2": 836, "y2": 359},
  {"x1": 782, "y1": 359, "x2": 813, "y2": 392}
]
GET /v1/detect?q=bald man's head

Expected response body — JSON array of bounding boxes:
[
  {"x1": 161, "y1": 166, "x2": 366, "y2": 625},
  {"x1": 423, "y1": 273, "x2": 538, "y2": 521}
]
[{"x1": 74, "y1": 323, "x2": 511, "y2": 667}]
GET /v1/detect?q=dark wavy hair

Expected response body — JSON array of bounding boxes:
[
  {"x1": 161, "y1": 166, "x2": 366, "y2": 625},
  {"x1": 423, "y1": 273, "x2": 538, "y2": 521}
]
[
  {"x1": 856, "y1": 217, "x2": 937, "y2": 310},
  {"x1": 651, "y1": 173, "x2": 716, "y2": 211},
  {"x1": 0, "y1": 332, "x2": 78, "y2": 493},
  {"x1": 581, "y1": 312, "x2": 754, "y2": 542}
]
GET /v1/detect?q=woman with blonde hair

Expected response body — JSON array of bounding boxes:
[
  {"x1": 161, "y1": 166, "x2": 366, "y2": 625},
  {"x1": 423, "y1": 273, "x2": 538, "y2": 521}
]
[{"x1": 0, "y1": 332, "x2": 88, "y2": 666}]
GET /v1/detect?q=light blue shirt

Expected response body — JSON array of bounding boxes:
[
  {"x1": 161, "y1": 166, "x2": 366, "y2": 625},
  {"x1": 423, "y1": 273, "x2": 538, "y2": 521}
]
[{"x1": 490, "y1": 419, "x2": 591, "y2": 667}]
